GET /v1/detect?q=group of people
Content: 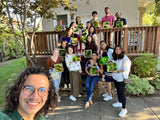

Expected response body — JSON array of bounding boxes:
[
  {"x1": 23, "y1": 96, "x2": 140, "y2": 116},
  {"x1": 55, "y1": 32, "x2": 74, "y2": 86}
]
[
  {"x1": 47, "y1": 6, "x2": 130, "y2": 118},
  {"x1": 0, "y1": 7, "x2": 130, "y2": 120}
]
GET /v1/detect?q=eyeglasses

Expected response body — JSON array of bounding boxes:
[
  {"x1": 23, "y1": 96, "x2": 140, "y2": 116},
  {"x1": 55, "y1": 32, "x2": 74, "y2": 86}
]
[{"x1": 22, "y1": 85, "x2": 49, "y2": 97}]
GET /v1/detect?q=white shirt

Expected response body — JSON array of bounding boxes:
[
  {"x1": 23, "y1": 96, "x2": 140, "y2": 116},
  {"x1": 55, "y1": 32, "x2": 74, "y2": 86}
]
[
  {"x1": 65, "y1": 54, "x2": 81, "y2": 71},
  {"x1": 112, "y1": 55, "x2": 131, "y2": 82},
  {"x1": 101, "y1": 48, "x2": 113, "y2": 76}
]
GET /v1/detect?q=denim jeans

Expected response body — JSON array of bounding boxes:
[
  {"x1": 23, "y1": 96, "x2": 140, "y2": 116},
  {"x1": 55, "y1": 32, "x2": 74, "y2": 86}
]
[
  {"x1": 53, "y1": 72, "x2": 62, "y2": 93},
  {"x1": 85, "y1": 75, "x2": 100, "y2": 102}
]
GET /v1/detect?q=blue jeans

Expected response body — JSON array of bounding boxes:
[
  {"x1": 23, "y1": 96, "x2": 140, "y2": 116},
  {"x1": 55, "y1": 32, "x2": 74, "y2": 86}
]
[
  {"x1": 53, "y1": 72, "x2": 62, "y2": 93},
  {"x1": 85, "y1": 75, "x2": 100, "y2": 102}
]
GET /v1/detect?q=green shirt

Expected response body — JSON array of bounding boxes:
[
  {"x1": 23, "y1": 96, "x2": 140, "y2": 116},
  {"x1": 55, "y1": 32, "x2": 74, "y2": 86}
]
[{"x1": 0, "y1": 109, "x2": 46, "y2": 120}]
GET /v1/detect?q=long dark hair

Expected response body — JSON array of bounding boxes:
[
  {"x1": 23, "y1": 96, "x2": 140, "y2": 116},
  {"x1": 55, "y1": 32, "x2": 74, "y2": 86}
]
[
  {"x1": 89, "y1": 26, "x2": 96, "y2": 35},
  {"x1": 69, "y1": 22, "x2": 75, "y2": 28},
  {"x1": 5, "y1": 67, "x2": 57, "y2": 117},
  {"x1": 63, "y1": 28, "x2": 73, "y2": 39},
  {"x1": 86, "y1": 35, "x2": 95, "y2": 46},
  {"x1": 76, "y1": 16, "x2": 81, "y2": 24},
  {"x1": 112, "y1": 45, "x2": 125, "y2": 60},
  {"x1": 100, "y1": 40, "x2": 112, "y2": 52}
]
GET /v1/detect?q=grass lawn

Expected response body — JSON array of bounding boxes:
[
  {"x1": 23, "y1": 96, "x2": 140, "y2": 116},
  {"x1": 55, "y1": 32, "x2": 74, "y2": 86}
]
[{"x1": 0, "y1": 57, "x2": 27, "y2": 110}]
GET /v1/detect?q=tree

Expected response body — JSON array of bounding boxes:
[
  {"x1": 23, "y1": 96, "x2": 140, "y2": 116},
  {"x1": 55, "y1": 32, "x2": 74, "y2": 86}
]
[
  {"x1": 1, "y1": 0, "x2": 77, "y2": 66},
  {"x1": 143, "y1": 1, "x2": 160, "y2": 26}
]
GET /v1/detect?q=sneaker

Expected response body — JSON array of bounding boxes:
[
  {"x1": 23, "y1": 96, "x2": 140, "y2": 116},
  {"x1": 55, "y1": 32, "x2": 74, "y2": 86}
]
[
  {"x1": 112, "y1": 101, "x2": 122, "y2": 108},
  {"x1": 64, "y1": 84, "x2": 67, "y2": 88},
  {"x1": 103, "y1": 95, "x2": 112, "y2": 101},
  {"x1": 78, "y1": 94, "x2": 82, "y2": 97},
  {"x1": 58, "y1": 96, "x2": 61, "y2": 103},
  {"x1": 68, "y1": 84, "x2": 71, "y2": 88},
  {"x1": 69, "y1": 95, "x2": 77, "y2": 101},
  {"x1": 119, "y1": 108, "x2": 127, "y2": 117},
  {"x1": 102, "y1": 74, "x2": 105, "y2": 81},
  {"x1": 102, "y1": 92, "x2": 108, "y2": 97}
]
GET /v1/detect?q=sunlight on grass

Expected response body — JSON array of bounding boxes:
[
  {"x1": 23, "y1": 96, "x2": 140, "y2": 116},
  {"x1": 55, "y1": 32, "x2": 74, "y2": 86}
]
[{"x1": 0, "y1": 57, "x2": 27, "y2": 110}]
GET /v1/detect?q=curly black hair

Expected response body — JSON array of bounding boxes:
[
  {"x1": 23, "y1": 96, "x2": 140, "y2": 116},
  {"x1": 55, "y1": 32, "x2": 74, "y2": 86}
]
[{"x1": 5, "y1": 66, "x2": 58, "y2": 117}]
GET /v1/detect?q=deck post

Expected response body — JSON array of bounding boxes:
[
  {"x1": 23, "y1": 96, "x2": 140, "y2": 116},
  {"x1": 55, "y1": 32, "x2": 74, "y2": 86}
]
[
  {"x1": 123, "y1": 28, "x2": 128, "y2": 53},
  {"x1": 154, "y1": 26, "x2": 160, "y2": 55}
]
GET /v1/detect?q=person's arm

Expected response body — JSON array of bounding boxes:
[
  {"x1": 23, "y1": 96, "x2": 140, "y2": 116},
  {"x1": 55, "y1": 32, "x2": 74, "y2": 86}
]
[
  {"x1": 111, "y1": 16, "x2": 115, "y2": 27},
  {"x1": 47, "y1": 58, "x2": 52, "y2": 69},
  {"x1": 123, "y1": 18, "x2": 127, "y2": 27}
]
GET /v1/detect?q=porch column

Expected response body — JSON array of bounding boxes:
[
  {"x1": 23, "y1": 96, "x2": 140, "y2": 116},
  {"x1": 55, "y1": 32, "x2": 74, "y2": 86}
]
[{"x1": 138, "y1": 7, "x2": 144, "y2": 26}]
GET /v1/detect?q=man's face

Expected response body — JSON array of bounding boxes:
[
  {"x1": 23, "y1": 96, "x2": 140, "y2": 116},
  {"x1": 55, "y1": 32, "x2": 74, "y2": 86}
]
[
  {"x1": 116, "y1": 12, "x2": 121, "y2": 19},
  {"x1": 17, "y1": 74, "x2": 49, "y2": 116},
  {"x1": 105, "y1": 8, "x2": 110, "y2": 14},
  {"x1": 58, "y1": 20, "x2": 62, "y2": 26}
]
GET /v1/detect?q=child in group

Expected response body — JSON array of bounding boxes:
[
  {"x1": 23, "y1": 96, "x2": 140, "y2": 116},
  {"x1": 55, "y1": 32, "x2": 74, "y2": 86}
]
[
  {"x1": 65, "y1": 46, "x2": 83, "y2": 101},
  {"x1": 100, "y1": 40, "x2": 114, "y2": 101},
  {"x1": 60, "y1": 41, "x2": 70, "y2": 88}
]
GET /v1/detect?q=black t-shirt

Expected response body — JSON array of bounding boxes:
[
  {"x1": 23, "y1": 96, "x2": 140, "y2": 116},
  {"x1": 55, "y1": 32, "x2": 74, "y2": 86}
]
[{"x1": 114, "y1": 18, "x2": 127, "y2": 28}]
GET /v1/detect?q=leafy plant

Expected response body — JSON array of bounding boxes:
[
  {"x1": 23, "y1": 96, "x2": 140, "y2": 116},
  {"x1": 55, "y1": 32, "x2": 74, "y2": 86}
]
[
  {"x1": 125, "y1": 74, "x2": 155, "y2": 95},
  {"x1": 150, "y1": 73, "x2": 160, "y2": 90},
  {"x1": 132, "y1": 53, "x2": 158, "y2": 77},
  {"x1": 99, "y1": 56, "x2": 109, "y2": 65},
  {"x1": 90, "y1": 66, "x2": 99, "y2": 75}
]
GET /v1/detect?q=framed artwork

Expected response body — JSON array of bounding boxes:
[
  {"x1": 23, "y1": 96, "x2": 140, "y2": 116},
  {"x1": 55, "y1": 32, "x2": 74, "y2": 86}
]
[
  {"x1": 99, "y1": 56, "x2": 109, "y2": 65},
  {"x1": 54, "y1": 63, "x2": 64, "y2": 72},
  {"x1": 103, "y1": 22, "x2": 110, "y2": 29},
  {"x1": 70, "y1": 37, "x2": 78, "y2": 45},
  {"x1": 84, "y1": 50, "x2": 92, "y2": 58},
  {"x1": 59, "y1": 49, "x2": 66, "y2": 57}
]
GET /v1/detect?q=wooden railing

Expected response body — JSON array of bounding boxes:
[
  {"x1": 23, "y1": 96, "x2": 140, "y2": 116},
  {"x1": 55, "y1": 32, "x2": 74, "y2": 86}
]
[{"x1": 27, "y1": 26, "x2": 160, "y2": 56}]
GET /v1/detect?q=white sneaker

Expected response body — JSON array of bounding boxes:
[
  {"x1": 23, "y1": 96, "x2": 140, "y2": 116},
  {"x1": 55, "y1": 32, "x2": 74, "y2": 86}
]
[
  {"x1": 102, "y1": 92, "x2": 108, "y2": 97},
  {"x1": 102, "y1": 74, "x2": 105, "y2": 81},
  {"x1": 103, "y1": 95, "x2": 112, "y2": 101},
  {"x1": 112, "y1": 101, "x2": 122, "y2": 108},
  {"x1": 69, "y1": 95, "x2": 77, "y2": 101},
  {"x1": 58, "y1": 96, "x2": 61, "y2": 103},
  {"x1": 78, "y1": 94, "x2": 82, "y2": 97},
  {"x1": 64, "y1": 84, "x2": 67, "y2": 88},
  {"x1": 119, "y1": 108, "x2": 127, "y2": 117},
  {"x1": 68, "y1": 84, "x2": 71, "y2": 88}
]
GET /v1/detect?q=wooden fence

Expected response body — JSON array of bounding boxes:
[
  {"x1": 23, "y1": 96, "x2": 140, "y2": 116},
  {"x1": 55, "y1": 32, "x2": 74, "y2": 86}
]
[{"x1": 27, "y1": 26, "x2": 160, "y2": 67}]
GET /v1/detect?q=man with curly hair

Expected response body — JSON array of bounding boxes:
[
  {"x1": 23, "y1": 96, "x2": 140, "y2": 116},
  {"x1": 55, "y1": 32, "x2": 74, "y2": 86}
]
[{"x1": 0, "y1": 67, "x2": 58, "y2": 120}]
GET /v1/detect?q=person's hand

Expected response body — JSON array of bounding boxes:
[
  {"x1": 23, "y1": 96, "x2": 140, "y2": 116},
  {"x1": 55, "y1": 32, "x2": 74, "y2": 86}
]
[
  {"x1": 107, "y1": 60, "x2": 112, "y2": 63},
  {"x1": 74, "y1": 61, "x2": 78, "y2": 64},
  {"x1": 112, "y1": 71, "x2": 117, "y2": 73},
  {"x1": 79, "y1": 69, "x2": 82, "y2": 73},
  {"x1": 99, "y1": 69, "x2": 103, "y2": 74}
]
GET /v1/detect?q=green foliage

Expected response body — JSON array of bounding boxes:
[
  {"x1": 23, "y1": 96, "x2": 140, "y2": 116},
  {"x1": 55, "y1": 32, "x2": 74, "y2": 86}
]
[
  {"x1": 125, "y1": 75, "x2": 155, "y2": 95},
  {"x1": 133, "y1": 53, "x2": 158, "y2": 77},
  {"x1": 143, "y1": 2, "x2": 160, "y2": 26},
  {"x1": 0, "y1": 57, "x2": 26, "y2": 109},
  {"x1": 150, "y1": 73, "x2": 160, "y2": 90}
]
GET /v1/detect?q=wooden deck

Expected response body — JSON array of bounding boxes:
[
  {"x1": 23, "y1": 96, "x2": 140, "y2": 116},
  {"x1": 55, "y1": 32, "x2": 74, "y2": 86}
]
[{"x1": 27, "y1": 26, "x2": 160, "y2": 67}]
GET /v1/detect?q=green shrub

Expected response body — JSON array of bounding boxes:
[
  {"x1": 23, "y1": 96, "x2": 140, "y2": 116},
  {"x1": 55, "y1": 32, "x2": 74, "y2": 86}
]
[
  {"x1": 125, "y1": 74, "x2": 155, "y2": 95},
  {"x1": 133, "y1": 53, "x2": 158, "y2": 77},
  {"x1": 150, "y1": 74, "x2": 160, "y2": 90}
]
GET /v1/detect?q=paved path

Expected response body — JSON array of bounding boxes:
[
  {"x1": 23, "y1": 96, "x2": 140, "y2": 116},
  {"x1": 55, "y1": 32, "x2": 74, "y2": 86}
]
[{"x1": 46, "y1": 95, "x2": 160, "y2": 120}]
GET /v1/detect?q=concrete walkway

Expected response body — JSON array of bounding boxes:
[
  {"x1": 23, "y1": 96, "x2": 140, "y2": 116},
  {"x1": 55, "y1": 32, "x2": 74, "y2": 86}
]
[{"x1": 46, "y1": 95, "x2": 160, "y2": 120}]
